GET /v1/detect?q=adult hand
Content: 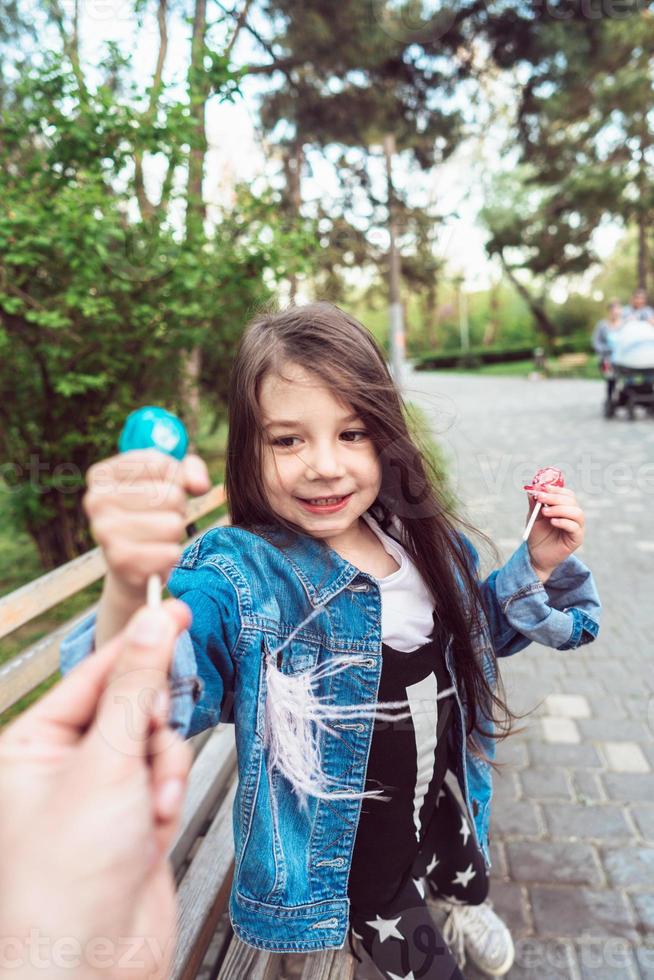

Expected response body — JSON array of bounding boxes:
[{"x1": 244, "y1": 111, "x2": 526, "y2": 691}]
[
  {"x1": 0, "y1": 601, "x2": 194, "y2": 980},
  {"x1": 526, "y1": 484, "x2": 586, "y2": 583}
]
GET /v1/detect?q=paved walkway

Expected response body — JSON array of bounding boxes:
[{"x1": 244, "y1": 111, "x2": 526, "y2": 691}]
[{"x1": 402, "y1": 369, "x2": 654, "y2": 979}]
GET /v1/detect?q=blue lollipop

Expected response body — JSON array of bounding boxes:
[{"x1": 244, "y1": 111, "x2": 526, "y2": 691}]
[
  {"x1": 118, "y1": 406, "x2": 189, "y2": 607},
  {"x1": 119, "y1": 406, "x2": 188, "y2": 460}
]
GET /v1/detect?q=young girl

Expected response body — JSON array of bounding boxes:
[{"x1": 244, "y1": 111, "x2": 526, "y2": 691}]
[{"x1": 61, "y1": 303, "x2": 601, "y2": 979}]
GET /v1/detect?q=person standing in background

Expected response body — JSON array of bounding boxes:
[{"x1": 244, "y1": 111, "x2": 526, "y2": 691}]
[
  {"x1": 592, "y1": 298, "x2": 625, "y2": 402},
  {"x1": 622, "y1": 287, "x2": 654, "y2": 323}
]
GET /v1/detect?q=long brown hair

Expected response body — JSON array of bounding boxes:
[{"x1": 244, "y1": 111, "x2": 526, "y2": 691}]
[{"x1": 225, "y1": 301, "x2": 520, "y2": 753}]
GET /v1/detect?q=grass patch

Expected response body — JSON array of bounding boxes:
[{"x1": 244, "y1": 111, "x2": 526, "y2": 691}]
[{"x1": 433, "y1": 357, "x2": 602, "y2": 380}]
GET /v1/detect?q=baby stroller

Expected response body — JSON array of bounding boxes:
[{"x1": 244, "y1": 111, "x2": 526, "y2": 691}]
[{"x1": 604, "y1": 319, "x2": 654, "y2": 420}]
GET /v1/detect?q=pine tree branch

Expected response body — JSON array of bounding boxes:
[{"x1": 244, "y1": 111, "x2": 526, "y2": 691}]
[
  {"x1": 224, "y1": 0, "x2": 254, "y2": 58},
  {"x1": 214, "y1": 0, "x2": 302, "y2": 89}
]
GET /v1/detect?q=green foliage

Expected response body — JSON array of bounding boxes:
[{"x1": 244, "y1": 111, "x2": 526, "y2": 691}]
[
  {"x1": 0, "y1": 27, "x2": 313, "y2": 569},
  {"x1": 548, "y1": 293, "x2": 601, "y2": 341},
  {"x1": 199, "y1": 185, "x2": 320, "y2": 422},
  {"x1": 591, "y1": 225, "x2": 643, "y2": 303},
  {"x1": 484, "y1": 6, "x2": 654, "y2": 292},
  {"x1": 254, "y1": 0, "x2": 487, "y2": 303}
]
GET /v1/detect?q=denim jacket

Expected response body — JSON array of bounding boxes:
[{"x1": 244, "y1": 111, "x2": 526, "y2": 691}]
[{"x1": 60, "y1": 516, "x2": 601, "y2": 953}]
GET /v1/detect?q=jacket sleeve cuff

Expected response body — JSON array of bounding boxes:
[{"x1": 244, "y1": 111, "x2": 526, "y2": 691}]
[
  {"x1": 493, "y1": 541, "x2": 600, "y2": 650},
  {"x1": 59, "y1": 613, "x2": 204, "y2": 738},
  {"x1": 60, "y1": 612, "x2": 97, "y2": 675}
]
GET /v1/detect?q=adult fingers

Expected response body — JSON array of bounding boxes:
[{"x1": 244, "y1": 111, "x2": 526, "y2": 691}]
[
  {"x1": 82, "y1": 602, "x2": 190, "y2": 767},
  {"x1": 0, "y1": 602, "x2": 190, "y2": 753},
  {"x1": 0, "y1": 633, "x2": 124, "y2": 751},
  {"x1": 148, "y1": 727, "x2": 194, "y2": 856}
]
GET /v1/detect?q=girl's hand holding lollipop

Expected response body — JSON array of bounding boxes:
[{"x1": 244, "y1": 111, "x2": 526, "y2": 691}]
[
  {"x1": 86, "y1": 407, "x2": 211, "y2": 646},
  {"x1": 522, "y1": 467, "x2": 586, "y2": 582}
]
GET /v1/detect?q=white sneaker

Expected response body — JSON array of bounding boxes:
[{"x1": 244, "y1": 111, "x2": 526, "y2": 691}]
[{"x1": 433, "y1": 897, "x2": 515, "y2": 976}]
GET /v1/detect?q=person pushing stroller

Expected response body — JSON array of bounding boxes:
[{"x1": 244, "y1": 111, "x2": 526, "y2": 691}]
[{"x1": 593, "y1": 293, "x2": 654, "y2": 419}]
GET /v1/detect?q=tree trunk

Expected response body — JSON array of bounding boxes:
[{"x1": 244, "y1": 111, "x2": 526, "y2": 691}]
[
  {"x1": 179, "y1": 347, "x2": 202, "y2": 444},
  {"x1": 638, "y1": 209, "x2": 647, "y2": 292},
  {"x1": 287, "y1": 138, "x2": 303, "y2": 302},
  {"x1": 426, "y1": 277, "x2": 438, "y2": 349},
  {"x1": 27, "y1": 490, "x2": 92, "y2": 570},
  {"x1": 637, "y1": 121, "x2": 648, "y2": 292},
  {"x1": 384, "y1": 133, "x2": 405, "y2": 382},
  {"x1": 482, "y1": 277, "x2": 500, "y2": 346},
  {"x1": 134, "y1": 0, "x2": 168, "y2": 223},
  {"x1": 182, "y1": 0, "x2": 209, "y2": 445},
  {"x1": 186, "y1": 0, "x2": 208, "y2": 242},
  {"x1": 499, "y1": 253, "x2": 557, "y2": 344}
]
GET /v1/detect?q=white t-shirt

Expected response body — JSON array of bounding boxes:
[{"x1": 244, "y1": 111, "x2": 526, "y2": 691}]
[{"x1": 361, "y1": 511, "x2": 436, "y2": 653}]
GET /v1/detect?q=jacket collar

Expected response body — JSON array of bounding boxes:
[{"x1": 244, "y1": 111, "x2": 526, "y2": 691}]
[{"x1": 251, "y1": 521, "x2": 373, "y2": 608}]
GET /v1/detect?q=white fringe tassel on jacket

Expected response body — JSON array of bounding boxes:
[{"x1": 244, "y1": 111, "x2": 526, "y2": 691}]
[{"x1": 263, "y1": 603, "x2": 414, "y2": 809}]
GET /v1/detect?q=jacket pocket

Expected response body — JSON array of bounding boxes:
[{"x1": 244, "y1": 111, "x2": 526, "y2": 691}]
[
  {"x1": 236, "y1": 664, "x2": 287, "y2": 905},
  {"x1": 255, "y1": 636, "x2": 321, "y2": 743},
  {"x1": 235, "y1": 750, "x2": 284, "y2": 904},
  {"x1": 262, "y1": 633, "x2": 321, "y2": 674}
]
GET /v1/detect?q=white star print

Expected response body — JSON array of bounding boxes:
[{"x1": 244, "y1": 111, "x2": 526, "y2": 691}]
[
  {"x1": 436, "y1": 787, "x2": 447, "y2": 806},
  {"x1": 413, "y1": 877, "x2": 425, "y2": 898},
  {"x1": 426, "y1": 853, "x2": 440, "y2": 875},
  {"x1": 365, "y1": 914, "x2": 404, "y2": 942},
  {"x1": 387, "y1": 971, "x2": 416, "y2": 980},
  {"x1": 452, "y1": 863, "x2": 477, "y2": 888},
  {"x1": 459, "y1": 815, "x2": 471, "y2": 846}
]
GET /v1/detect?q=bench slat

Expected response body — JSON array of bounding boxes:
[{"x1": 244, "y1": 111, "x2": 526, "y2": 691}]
[
  {"x1": 169, "y1": 725, "x2": 237, "y2": 873},
  {"x1": 0, "y1": 514, "x2": 230, "y2": 715},
  {"x1": 216, "y1": 938, "x2": 281, "y2": 980},
  {"x1": 172, "y1": 780, "x2": 237, "y2": 980},
  {"x1": 301, "y1": 949, "x2": 357, "y2": 980},
  {"x1": 0, "y1": 606, "x2": 99, "y2": 715},
  {"x1": 0, "y1": 485, "x2": 226, "y2": 641},
  {"x1": 0, "y1": 552, "x2": 105, "y2": 642}
]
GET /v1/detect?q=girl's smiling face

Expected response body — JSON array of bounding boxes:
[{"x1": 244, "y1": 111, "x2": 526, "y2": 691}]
[{"x1": 259, "y1": 363, "x2": 382, "y2": 550}]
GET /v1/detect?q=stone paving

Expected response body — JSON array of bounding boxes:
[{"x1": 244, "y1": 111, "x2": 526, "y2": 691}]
[{"x1": 401, "y1": 368, "x2": 654, "y2": 979}]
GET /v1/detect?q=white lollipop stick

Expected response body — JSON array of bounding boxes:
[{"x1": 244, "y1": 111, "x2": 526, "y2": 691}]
[
  {"x1": 147, "y1": 573, "x2": 162, "y2": 609},
  {"x1": 522, "y1": 499, "x2": 542, "y2": 542}
]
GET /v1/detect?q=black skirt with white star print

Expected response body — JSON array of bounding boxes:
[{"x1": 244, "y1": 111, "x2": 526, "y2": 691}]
[{"x1": 348, "y1": 618, "x2": 456, "y2": 911}]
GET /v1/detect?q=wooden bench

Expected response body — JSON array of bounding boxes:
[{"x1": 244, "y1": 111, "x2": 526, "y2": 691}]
[
  {"x1": 0, "y1": 486, "x2": 358, "y2": 979},
  {"x1": 550, "y1": 352, "x2": 589, "y2": 374}
]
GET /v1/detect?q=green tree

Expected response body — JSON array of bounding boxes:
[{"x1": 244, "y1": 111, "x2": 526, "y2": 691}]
[
  {"x1": 480, "y1": 164, "x2": 604, "y2": 341},
  {"x1": 0, "y1": 3, "x2": 313, "y2": 569},
  {"x1": 485, "y1": 1, "x2": 654, "y2": 289},
  {"x1": 224, "y1": 0, "x2": 487, "y2": 304}
]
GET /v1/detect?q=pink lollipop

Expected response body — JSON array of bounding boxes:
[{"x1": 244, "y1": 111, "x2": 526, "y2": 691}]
[{"x1": 522, "y1": 466, "x2": 565, "y2": 541}]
